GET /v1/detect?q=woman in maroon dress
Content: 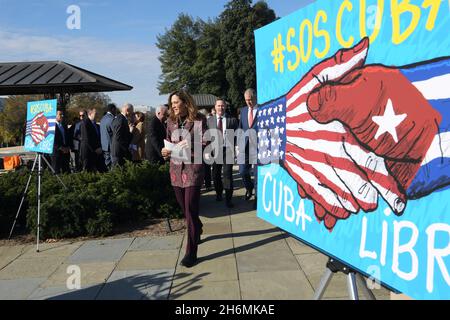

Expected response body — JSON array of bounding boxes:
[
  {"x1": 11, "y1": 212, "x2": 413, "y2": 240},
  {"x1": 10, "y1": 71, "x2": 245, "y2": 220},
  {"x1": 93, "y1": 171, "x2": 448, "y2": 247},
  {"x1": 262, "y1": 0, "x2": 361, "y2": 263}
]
[{"x1": 162, "y1": 90, "x2": 207, "y2": 267}]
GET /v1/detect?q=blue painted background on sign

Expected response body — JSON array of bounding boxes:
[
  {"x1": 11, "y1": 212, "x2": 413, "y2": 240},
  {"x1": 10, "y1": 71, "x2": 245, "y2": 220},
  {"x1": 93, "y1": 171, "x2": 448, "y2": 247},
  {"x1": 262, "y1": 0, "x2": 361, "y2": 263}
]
[
  {"x1": 24, "y1": 99, "x2": 57, "y2": 155},
  {"x1": 255, "y1": 0, "x2": 450, "y2": 300}
]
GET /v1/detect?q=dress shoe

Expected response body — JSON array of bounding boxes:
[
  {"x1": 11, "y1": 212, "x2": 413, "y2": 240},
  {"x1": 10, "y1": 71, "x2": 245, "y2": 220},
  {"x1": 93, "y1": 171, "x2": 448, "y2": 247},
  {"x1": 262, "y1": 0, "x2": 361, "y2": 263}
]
[
  {"x1": 245, "y1": 188, "x2": 253, "y2": 201},
  {"x1": 180, "y1": 254, "x2": 197, "y2": 268},
  {"x1": 216, "y1": 193, "x2": 223, "y2": 201}
]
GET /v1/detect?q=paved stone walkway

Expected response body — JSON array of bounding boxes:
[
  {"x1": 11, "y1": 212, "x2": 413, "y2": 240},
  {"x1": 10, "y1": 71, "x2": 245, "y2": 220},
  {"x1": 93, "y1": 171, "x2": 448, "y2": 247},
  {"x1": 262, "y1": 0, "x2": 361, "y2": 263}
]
[{"x1": 0, "y1": 174, "x2": 392, "y2": 300}]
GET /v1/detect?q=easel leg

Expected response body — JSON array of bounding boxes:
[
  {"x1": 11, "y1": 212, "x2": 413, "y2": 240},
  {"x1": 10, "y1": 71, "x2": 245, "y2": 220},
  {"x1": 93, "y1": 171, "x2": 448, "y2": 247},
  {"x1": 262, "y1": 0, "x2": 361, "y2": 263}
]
[
  {"x1": 313, "y1": 268, "x2": 334, "y2": 300},
  {"x1": 8, "y1": 153, "x2": 38, "y2": 240},
  {"x1": 347, "y1": 272, "x2": 359, "y2": 300},
  {"x1": 41, "y1": 155, "x2": 67, "y2": 189},
  {"x1": 37, "y1": 154, "x2": 42, "y2": 253},
  {"x1": 356, "y1": 274, "x2": 376, "y2": 300}
]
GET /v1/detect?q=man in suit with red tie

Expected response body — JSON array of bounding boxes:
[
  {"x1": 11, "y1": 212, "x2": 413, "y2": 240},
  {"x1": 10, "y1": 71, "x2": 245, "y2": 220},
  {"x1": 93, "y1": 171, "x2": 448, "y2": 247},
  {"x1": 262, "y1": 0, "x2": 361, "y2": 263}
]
[
  {"x1": 207, "y1": 98, "x2": 239, "y2": 208},
  {"x1": 238, "y1": 89, "x2": 258, "y2": 209}
]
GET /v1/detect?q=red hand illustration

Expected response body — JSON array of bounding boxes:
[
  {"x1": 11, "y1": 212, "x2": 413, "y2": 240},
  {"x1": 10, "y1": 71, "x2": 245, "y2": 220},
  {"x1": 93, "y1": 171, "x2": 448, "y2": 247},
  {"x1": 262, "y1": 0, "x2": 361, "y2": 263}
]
[
  {"x1": 282, "y1": 38, "x2": 407, "y2": 231},
  {"x1": 307, "y1": 65, "x2": 442, "y2": 194}
]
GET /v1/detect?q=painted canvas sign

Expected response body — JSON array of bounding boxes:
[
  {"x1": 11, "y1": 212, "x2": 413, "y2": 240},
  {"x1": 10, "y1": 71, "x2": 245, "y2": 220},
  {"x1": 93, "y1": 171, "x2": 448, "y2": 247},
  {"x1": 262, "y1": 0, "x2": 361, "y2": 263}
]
[
  {"x1": 24, "y1": 99, "x2": 57, "y2": 155},
  {"x1": 255, "y1": 0, "x2": 450, "y2": 299}
]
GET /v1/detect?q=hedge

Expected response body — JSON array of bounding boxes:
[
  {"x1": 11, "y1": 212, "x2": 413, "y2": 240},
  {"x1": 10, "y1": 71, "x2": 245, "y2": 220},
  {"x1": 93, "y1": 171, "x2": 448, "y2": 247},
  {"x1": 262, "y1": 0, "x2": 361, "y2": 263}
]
[{"x1": 0, "y1": 161, "x2": 182, "y2": 239}]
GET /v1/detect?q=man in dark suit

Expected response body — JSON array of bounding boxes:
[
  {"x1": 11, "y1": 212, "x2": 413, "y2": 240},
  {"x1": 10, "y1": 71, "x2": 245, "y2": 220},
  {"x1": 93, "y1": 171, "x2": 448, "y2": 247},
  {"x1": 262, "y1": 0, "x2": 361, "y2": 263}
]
[
  {"x1": 238, "y1": 88, "x2": 259, "y2": 208},
  {"x1": 100, "y1": 103, "x2": 117, "y2": 170},
  {"x1": 147, "y1": 105, "x2": 167, "y2": 164},
  {"x1": 70, "y1": 110, "x2": 86, "y2": 172},
  {"x1": 111, "y1": 103, "x2": 133, "y2": 167},
  {"x1": 207, "y1": 98, "x2": 239, "y2": 208},
  {"x1": 80, "y1": 108, "x2": 106, "y2": 172},
  {"x1": 52, "y1": 110, "x2": 71, "y2": 174}
]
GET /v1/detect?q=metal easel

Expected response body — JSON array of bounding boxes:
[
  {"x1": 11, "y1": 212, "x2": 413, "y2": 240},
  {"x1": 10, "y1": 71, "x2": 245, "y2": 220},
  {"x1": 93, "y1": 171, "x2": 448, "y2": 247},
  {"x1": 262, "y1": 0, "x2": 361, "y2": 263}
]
[
  {"x1": 8, "y1": 152, "x2": 67, "y2": 252},
  {"x1": 313, "y1": 257, "x2": 376, "y2": 300}
]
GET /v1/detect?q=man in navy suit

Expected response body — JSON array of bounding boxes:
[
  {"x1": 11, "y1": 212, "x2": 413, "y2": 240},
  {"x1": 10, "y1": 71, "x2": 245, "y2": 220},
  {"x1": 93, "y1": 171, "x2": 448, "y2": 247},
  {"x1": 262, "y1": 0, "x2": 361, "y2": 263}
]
[
  {"x1": 207, "y1": 98, "x2": 239, "y2": 208},
  {"x1": 238, "y1": 89, "x2": 259, "y2": 208},
  {"x1": 52, "y1": 110, "x2": 71, "y2": 174},
  {"x1": 80, "y1": 108, "x2": 106, "y2": 172},
  {"x1": 100, "y1": 103, "x2": 117, "y2": 170},
  {"x1": 111, "y1": 103, "x2": 133, "y2": 167}
]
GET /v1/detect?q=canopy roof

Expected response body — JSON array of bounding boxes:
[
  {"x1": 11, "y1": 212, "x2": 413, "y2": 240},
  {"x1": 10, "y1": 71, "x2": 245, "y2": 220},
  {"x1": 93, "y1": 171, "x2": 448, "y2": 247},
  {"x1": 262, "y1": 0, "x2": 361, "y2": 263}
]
[{"x1": 0, "y1": 61, "x2": 132, "y2": 95}]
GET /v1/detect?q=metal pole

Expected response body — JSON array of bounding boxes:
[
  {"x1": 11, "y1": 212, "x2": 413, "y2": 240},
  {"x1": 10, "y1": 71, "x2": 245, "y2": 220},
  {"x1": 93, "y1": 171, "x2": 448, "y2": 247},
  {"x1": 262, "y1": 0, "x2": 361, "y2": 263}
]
[
  {"x1": 36, "y1": 154, "x2": 42, "y2": 253},
  {"x1": 356, "y1": 274, "x2": 377, "y2": 300},
  {"x1": 313, "y1": 268, "x2": 334, "y2": 300},
  {"x1": 41, "y1": 155, "x2": 67, "y2": 189},
  {"x1": 347, "y1": 272, "x2": 359, "y2": 300},
  {"x1": 8, "y1": 153, "x2": 38, "y2": 239}
]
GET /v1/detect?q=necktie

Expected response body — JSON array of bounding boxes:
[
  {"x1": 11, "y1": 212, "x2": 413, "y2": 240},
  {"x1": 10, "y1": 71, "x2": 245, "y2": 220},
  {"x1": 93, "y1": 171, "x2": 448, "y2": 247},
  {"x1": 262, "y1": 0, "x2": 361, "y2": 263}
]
[
  {"x1": 248, "y1": 107, "x2": 254, "y2": 128},
  {"x1": 218, "y1": 117, "x2": 223, "y2": 134}
]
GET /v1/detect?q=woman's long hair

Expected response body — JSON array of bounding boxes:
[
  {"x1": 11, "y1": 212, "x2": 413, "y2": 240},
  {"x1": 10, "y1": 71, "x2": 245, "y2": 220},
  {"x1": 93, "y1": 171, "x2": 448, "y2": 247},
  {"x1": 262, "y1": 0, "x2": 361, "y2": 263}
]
[{"x1": 168, "y1": 90, "x2": 199, "y2": 122}]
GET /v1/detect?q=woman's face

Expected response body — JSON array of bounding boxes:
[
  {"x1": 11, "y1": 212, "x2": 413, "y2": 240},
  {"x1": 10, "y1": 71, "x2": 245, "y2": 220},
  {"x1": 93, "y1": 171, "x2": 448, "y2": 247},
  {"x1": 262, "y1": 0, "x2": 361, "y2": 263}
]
[{"x1": 171, "y1": 95, "x2": 187, "y2": 117}]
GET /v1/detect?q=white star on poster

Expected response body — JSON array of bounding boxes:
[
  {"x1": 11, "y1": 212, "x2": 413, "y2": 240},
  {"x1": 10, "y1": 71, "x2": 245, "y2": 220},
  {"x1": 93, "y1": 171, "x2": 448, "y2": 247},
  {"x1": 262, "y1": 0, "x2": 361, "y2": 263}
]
[{"x1": 372, "y1": 99, "x2": 407, "y2": 143}]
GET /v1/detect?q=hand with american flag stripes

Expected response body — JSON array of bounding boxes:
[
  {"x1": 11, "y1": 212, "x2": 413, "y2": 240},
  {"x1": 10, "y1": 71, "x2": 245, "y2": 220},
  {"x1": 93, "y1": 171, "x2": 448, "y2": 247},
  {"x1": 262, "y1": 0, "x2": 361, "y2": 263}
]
[
  {"x1": 307, "y1": 60, "x2": 443, "y2": 201},
  {"x1": 258, "y1": 38, "x2": 407, "y2": 231}
]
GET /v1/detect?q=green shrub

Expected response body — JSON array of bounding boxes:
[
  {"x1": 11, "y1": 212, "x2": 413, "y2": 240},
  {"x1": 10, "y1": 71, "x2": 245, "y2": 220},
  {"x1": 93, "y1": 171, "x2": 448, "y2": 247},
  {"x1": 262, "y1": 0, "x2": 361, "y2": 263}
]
[
  {"x1": 0, "y1": 161, "x2": 181, "y2": 239},
  {"x1": 0, "y1": 168, "x2": 30, "y2": 234},
  {"x1": 86, "y1": 210, "x2": 113, "y2": 237}
]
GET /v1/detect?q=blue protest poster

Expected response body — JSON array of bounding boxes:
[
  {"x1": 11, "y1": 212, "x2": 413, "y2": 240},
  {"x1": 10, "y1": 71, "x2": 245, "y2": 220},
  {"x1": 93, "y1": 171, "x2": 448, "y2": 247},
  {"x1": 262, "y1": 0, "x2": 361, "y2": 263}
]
[
  {"x1": 24, "y1": 99, "x2": 57, "y2": 155},
  {"x1": 255, "y1": 0, "x2": 450, "y2": 299}
]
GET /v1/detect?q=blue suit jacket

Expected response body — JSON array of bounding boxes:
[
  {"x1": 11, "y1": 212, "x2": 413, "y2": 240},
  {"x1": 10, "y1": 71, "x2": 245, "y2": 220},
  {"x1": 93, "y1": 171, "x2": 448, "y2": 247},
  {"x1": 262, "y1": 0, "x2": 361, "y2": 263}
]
[
  {"x1": 239, "y1": 105, "x2": 259, "y2": 158},
  {"x1": 100, "y1": 112, "x2": 115, "y2": 152},
  {"x1": 239, "y1": 105, "x2": 259, "y2": 130}
]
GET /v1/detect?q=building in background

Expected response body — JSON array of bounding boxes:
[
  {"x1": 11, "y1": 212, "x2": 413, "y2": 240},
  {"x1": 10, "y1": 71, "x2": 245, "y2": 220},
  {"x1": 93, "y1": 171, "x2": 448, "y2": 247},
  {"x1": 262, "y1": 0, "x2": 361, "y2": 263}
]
[
  {"x1": 192, "y1": 94, "x2": 217, "y2": 114},
  {"x1": 134, "y1": 105, "x2": 155, "y2": 114}
]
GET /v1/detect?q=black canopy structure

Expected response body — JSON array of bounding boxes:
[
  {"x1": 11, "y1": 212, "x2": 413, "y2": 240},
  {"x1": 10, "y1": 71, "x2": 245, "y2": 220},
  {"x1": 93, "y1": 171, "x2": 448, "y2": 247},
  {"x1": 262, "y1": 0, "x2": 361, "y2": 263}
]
[{"x1": 0, "y1": 61, "x2": 132, "y2": 95}]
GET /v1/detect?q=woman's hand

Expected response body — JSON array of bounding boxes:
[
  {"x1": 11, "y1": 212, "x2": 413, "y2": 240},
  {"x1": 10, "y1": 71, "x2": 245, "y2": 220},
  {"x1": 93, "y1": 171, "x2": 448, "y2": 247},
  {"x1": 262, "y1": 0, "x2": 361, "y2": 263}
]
[{"x1": 178, "y1": 140, "x2": 189, "y2": 149}]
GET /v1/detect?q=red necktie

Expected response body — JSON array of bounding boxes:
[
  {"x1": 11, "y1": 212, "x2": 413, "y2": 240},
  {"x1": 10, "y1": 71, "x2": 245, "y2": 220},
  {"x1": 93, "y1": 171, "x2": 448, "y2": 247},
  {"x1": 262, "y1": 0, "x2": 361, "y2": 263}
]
[
  {"x1": 218, "y1": 116, "x2": 223, "y2": 134},
  {"x1": 248, "y1": 107, "x2": 254, "y2": 128}
]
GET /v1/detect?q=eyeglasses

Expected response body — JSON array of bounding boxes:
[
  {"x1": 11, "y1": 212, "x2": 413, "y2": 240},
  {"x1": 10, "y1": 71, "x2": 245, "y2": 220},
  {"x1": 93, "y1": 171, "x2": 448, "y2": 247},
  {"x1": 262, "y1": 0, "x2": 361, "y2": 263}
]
[{"x1": 79, "y1": 115, "x2": 85, "y2": 118}]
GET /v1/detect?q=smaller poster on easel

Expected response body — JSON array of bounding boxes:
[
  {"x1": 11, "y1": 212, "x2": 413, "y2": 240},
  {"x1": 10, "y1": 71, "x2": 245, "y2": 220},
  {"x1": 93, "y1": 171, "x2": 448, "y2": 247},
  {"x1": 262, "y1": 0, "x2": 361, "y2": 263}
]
[{"x1": 24, "y1": 99, "x2": 57, "y2": 154}]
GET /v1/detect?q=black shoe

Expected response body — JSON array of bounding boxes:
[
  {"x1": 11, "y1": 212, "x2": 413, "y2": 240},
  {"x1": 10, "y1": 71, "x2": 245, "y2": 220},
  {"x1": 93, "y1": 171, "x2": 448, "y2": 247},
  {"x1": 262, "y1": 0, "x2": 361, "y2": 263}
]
[
  {"x1": 226, "y1": 200, "x2": 234, "y2": 208},
  {"x1": 180, "y1": 254, "x2": 197, "y2": 268},
  {"x1": 216, "y1": 193, "x2": 223, "y2": 201},
  {"x1": 245, "y1": 188, "x2": 253, "y2": 201}
]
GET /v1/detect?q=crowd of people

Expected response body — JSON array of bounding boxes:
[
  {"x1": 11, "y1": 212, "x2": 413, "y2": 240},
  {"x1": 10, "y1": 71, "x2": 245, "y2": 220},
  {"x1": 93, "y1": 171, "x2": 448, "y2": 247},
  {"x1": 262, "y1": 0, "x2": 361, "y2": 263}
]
[
  {"x1": 50, "y1": 103, "x2": 169, "y2": 174},
  {"x1": 49, "y1": 89, "x2": 259, "y2": 269}
]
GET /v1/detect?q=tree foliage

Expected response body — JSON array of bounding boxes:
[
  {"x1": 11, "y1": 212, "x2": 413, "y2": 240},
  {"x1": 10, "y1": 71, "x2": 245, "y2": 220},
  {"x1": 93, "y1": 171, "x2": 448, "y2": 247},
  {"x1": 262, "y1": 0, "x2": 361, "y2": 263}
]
[
  {"x1": 193, "y1": 19, "x2": 228, "y2": 99},
  {"x1": 219, "y1": 0, "x2": 276, "y2": 109},
  {"x1": 66, "y1": 92, "x2": 111, "y2": 123},
  {"x1": 0, "y1": 95, "x2": 45, "y2": 146},
  {"x1": 157, "y1": 14, "x2": 202, "y2": 94},
  {"x1": 156, "y1": 0, "x2": 276, "y2": 109}
]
